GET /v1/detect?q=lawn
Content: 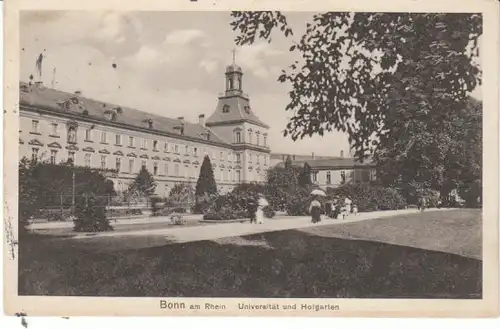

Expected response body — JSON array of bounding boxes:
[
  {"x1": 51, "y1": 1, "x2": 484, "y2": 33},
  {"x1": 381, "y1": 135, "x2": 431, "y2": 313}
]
[{"x1": 18, "y1": 209, "x2": 482, "y2": 298}]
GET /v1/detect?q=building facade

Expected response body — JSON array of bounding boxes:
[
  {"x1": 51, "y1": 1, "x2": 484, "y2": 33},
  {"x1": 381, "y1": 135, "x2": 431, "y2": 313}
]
[
  {"x1": 274, "y1": 157, "x2": 377, "y2": 189},
  {"x1": 19, "y1": 61, "x2": 271, "y2": 196}
]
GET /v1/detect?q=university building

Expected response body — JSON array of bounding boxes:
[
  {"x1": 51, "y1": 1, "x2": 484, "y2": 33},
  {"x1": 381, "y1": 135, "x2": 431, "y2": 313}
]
[{"x1": 19, "y1": 60, "x2": 271, "y2": 196}]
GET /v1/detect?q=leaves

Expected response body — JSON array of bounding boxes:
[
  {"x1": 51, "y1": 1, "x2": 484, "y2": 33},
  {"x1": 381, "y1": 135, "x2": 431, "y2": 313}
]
[{"x1": 231, "y1": 12, "x2": 482, "y2": 197}]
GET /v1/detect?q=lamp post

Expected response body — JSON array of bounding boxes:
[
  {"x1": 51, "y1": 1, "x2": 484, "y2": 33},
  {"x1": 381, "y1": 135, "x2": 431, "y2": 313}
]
[{"x1": 72, "y1": 170, "x2": 76, "y2": 213}]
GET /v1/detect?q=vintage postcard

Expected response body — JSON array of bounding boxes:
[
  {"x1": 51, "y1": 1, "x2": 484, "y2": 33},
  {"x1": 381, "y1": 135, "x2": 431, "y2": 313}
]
[{"x1": 3, "y1": 0, "x2": 499, "y2": 318}]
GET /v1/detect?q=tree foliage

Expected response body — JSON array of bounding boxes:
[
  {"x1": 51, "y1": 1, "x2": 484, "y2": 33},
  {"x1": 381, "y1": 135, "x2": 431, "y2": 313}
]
[
  {"x1": 230, "y1": 12, "x2": 482, "y2": 204},
  {"x1": 127, "y1": 165, "x2": 157, "y2": 199},
  {"x1": 298, "y1": 162, "x2": 313, "y2": 188},
  {"x1": 167, "y1": 183, "x2": 195, "y2": 205},
  {"x1": 195, "y1": 155, "x2": 218, "y2": 197},
  {"x1": 73, "y1": 193, "x2": 113, "y2": 232}
]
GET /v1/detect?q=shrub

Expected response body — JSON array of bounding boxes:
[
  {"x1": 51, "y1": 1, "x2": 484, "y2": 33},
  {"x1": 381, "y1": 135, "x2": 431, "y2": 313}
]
[
  {"x1": 263, "y1": 206, "x2": 276, "y2": 218},
  {"x1": 285, "y1": 186, "x2": 313, "y2": 215},
  {"x1": 327, "y1": 183, "x2": 407, "y2": 212},
  {"x1": 169, "y1": 213, "x2": 186, "y2": 225},
  {"x1": 73, "y1": 194, "x2": 113, "y2": 232}
]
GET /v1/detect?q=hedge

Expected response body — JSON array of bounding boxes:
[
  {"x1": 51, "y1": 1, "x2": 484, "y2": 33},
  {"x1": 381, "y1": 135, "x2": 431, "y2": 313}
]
[{"x1": 327, "y1": 183, "x2": 407, "y2": 212}]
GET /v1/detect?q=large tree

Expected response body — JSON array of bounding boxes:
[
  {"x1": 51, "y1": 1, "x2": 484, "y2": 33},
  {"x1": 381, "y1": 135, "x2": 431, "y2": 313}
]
[
  {"x1": 195, "y1": 155, "x2": 218, "y2": 198},
  {"x1": 230, "y1": 12, "x2": 482, "y2": 198},
  {"x1": 297, "y1": 162, "x2": 312, "y2": 188}
]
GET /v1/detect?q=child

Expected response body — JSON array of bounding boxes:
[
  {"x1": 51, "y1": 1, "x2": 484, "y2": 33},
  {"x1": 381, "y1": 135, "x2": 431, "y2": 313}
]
[{"x1": 352, "y1": 204, "x2": 358, "y2": 215}]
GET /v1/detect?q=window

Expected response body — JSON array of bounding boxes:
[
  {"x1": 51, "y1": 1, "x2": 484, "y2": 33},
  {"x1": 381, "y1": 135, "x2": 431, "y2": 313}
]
[
  {"x1": 141, "y1": 139, "x2": 147, "y2": 149},
  {"x1": 116, "y1": 134, "x2": 121, "y2": 145},
  {"x1": 153, "y1": 140, "x2": 158, "y2": 151},
  {"x1": 129, "y1": 136, "x2": 134, "y2": 147},
  {"x1": 256, "y1": 132, "x2": 260, "y2": 145},
  {"x1": 223, "y1": 104, "x2": 230, "y2": 113},
  {"x1": 164, "y1": 163, "x2": 169, "y2": 176},
  {"x1": 185, "y1": 145, "x2": 189, "y2": 155},
  {"x1": 326, "y1": 171, "x2": 331, "y2": 184},
  {"x1": 341, "y1": 171, "x2": 346, "y2": 183},
  {"x1": 100, "y1": 155, "x2": 107, "y2": 169},
  {"x1": 141, "y1": 160, "x2": 147, "y2": 169},
  {"x1": 51, "y1": 123, "x2": 58, "y2": 136},
  {"x1": 370, "y1": 169, "x2": 377, "y2": 181},
  {"x1": 257, "y1": 155, "x2": 260, "y2": 164},
  {"x1": 236, "y1": 153, "x2": 241, "y2": 163},
  {"x1": 164, "y1": 142, "x2": 169, "y2": 152},
  {"x1": 248, "y1": 130, "x2": 252, "y2": 144},
  {"x1": 68, "y1": 151, "x2": 75, "y2": 164},
  {"x1": 129, "y1": 159, "x2": 134, "y2": 173},
  {"x1": 193, "y1": 147, "x2": 198, "y2": 157},
  {"x1": 228, "y1": 153, "x2": 232, "y2": 162},
  {"x1": 312, "y1": 171, "x2": 318, "y2": 182},
  {"x1": 68, "y1": 127, "x2": 77, "y2": 143},
  {"x1": 220, "y1": 151, "x2": 224, "y2": 161},
  {"x1": 85, "y1": 128, "x2": 92, "y2": 141},
  {"x1": 263, "y1": 134, "x2": 267, "y2": 147},
  {"x1": 229, "y1": 169, "x2": 233, "y2": 182},
  {"x1": 153, "y1": 162, "x2": 158, "y2": 176},
  {"x1": 220, "y1": 169, "x2": 224, "y2": 181},
  {"x1": 31, "y1": 120, "x2": 39, "y2": 133},
  {"x1": 174, "y1": 144, "x2": 179, "y2": 154},
  {"x1": 235, "y1": 131, "x2": 241, "y2": 143},
  {"x1": 249, "y1": 153, "x2": 253, "y2": 163},
  {"x1": 100, "y1": 131, "x2": 107, "y2": 143},
  {"x1": 115, "y1": 157, "x2": 121, "y2": 172},
  {"x1": 174, "y1": 164, "x2": 180, "y2": 176},
  {"x1": 85, "y1": 153, "x2": 91, "y2": 167},
  {"x1": 264, "y1": 156, "x2": 267, "y2": 166},
  {"x1": 236, "y1": 170, "x2": 241, "y2": 182},
  {"x1": 183, "y1": 165, "x2": 188, "y2": 178},
  {"x1": 50, "y1": 150, "x2": 57, "y2": 164}
]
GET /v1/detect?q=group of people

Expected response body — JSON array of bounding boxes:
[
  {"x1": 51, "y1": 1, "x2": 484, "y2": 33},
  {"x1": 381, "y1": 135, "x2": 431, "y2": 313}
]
[
  {"x1": 309, "y1": 195, "x2": 358, "y2": 223},
  {"x1": 246, "y1": 193, "x2": 269, "y2": 224}
]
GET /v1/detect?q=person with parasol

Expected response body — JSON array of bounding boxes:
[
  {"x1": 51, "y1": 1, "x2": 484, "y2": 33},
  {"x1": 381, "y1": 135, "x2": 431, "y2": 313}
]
[{"x1": 309, "y1": 189, "x2": 326, "y2": 223}]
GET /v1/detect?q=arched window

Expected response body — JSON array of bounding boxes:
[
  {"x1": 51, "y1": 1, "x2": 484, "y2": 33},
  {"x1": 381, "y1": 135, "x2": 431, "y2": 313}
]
[
  {"x1": 248, "y1": 129, "x2": 253, "y2": 144},
  {"x1": 256, "y1": 132, "x2": 260, "y2": 145},
  {"x1": 234, "y1": 129, "x2": 242, "y2": 143},
  {"x1": 326, "y1": 171, "x2": 331, "y2": 184},
  {"x1": 263, "y1": 134, "x2": 268, "y2": 147}
]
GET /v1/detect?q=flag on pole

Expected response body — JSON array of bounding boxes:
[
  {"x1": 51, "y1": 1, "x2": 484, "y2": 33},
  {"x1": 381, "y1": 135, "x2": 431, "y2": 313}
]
[{"x1": 35, "y1": 53, "x2": 44, "y2": 79}]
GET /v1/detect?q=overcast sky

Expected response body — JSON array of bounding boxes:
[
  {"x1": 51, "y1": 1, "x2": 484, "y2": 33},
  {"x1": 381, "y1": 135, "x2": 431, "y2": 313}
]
[{"x1": 20, "y1": 11, "x2": 482, "y2": 158}]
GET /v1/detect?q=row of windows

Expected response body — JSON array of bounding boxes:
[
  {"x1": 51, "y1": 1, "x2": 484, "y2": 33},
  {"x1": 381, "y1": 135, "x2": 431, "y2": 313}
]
[
  {"x1": 311, "y1": 171, "x2": 347, "y2": 184},
  {"x1": 234, "y1": 129, "x2": 268, "y2": 147},
  {"x1": 31, "y1": 148, "x2": 244, "y2": 182}
]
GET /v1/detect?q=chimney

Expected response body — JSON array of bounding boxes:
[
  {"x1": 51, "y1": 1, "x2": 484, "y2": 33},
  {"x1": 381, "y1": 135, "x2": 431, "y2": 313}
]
[
  {"x1": 74, "y1": 90, "x2": 82, "y2": 95},
  {"x1": 340, "y1": 150, "x2": 344, "y2": 158},
  {"x1": 312, "y1": 152, "x2": 315, "y2": 160},
  {"x1": 177, "y1": 116, "x2": 184, "y2": 121},
  {"x1": 198, "y1": 114, "x2": 205, "y2": 127}
]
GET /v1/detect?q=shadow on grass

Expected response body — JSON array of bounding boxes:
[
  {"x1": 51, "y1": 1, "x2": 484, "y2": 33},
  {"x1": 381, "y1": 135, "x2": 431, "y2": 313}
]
[{"x1": 18, "y1": 229, "x2": 481, "y2": 299}]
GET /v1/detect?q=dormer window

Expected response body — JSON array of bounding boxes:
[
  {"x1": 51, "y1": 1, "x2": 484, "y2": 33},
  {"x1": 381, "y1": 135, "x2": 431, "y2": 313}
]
[
  {"x1": 143, "y1": 118, "x2": 153, "y2": 129},
  {"x1": 104, "y1": 110, "x2": 117, "y2": 121},
  {"x1": 174, "y1": 125, "x2": 184, "y2": 135},
  {"x1": 244, "y1": 106, "x2": 251, "y2": 114},
  {"x1": 222, "y1": 105, "x2": 230, "y2": 113},
  {"x1": 20, "y1": 84, "x2": 29, "y2": 93}
]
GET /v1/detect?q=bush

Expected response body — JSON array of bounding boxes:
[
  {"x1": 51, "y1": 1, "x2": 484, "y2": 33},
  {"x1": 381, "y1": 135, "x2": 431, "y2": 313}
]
[
  {"x1": 169, "y1": 213, "x2": 186, "y2": 225},
  {"x1": 73, "y1": 194, "x2": 113, "y2": 232},
  {"x1": 285, "y1": 186, "x2": 313, "y2": 216},
  {"x1": 327, "y1": 183, "x2": 407, "y2": 212},
  {"x1": 263, "y1": 206, "x2": 276, "y2": 218}
]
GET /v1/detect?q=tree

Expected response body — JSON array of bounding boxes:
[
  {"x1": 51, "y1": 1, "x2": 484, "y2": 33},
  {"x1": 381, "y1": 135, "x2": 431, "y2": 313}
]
[
  {"x1": 230, "y1": 12, "x2": 482, "y2": 200},
  {"x1": 298, "y1": 162, "x2": 312, "y2": 188},
  {"x1": 73, "y1": 192, "x2": 113, "y2": 232},
  {"x1": 195, "y1": 155, "x2": 218, "y2": 198},
  {"x1": 167, "y1": 183, "x2": 195, "y2": 206},
  {"x1": 127, "y1": 166, "x2": 156, "y2": 200}
]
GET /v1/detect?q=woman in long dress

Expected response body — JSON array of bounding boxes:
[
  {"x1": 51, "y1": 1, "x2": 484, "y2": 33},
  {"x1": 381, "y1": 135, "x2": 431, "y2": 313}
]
[
  {"x1": 309, "y1": 196, "x2": 322, "y2": 223},
  {"x1": 256, "y1": 193, "x2": 268, "y2": 224}
]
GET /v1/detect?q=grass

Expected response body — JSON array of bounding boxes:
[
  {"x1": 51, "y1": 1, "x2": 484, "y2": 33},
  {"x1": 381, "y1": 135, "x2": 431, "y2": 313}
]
[{"x1": 18, "y1": 209, "x2": 482, "y2": 298}]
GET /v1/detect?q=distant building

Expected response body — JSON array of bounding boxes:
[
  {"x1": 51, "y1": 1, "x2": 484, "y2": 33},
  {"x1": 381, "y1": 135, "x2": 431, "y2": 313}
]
[
  {"x1": 18, "y1": 59, "x2": 270, "y2": 196},
  {"x1": 273, "y1": 152, "x2": 377, "y2": 189}
]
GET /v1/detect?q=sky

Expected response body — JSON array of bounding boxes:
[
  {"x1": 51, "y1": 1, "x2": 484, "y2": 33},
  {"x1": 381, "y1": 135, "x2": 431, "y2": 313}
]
[{"x1": 20, "y1": 11, "x2": 482, "y2": 158}]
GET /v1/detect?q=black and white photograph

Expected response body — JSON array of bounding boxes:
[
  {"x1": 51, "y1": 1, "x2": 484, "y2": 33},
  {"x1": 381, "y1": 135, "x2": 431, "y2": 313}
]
[{"x1": 3, "y1": 0, "x2": 499, "y2": 318}]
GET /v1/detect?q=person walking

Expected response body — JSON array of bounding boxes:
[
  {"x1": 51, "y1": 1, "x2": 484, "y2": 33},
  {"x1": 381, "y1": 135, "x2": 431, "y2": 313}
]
[
  {"x1": 344, "y1": 196, "x2": 352, "y2": 216},
  {"x1": 247, "y1": 194, "x2": 258, "y2": 224},
  {"x1": 256, "y1": 193, "x2": 268, "y2": 224},
  {"x1": 309, "y1": 196, "x2": 322, "y2": 223}
]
